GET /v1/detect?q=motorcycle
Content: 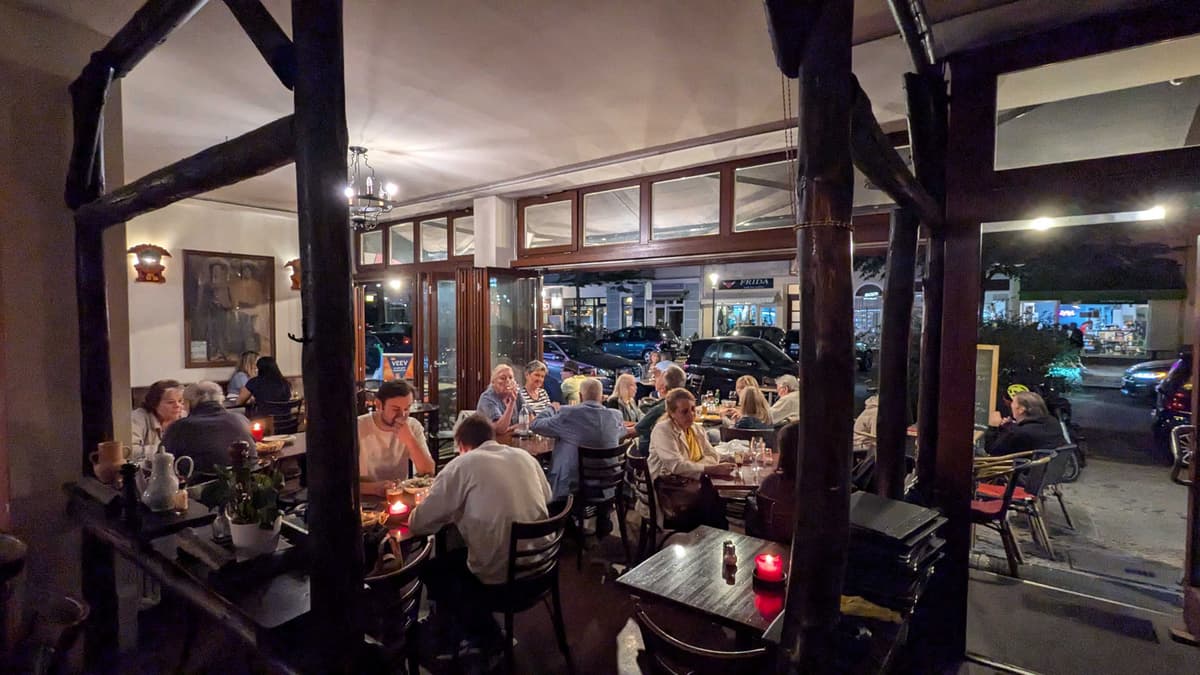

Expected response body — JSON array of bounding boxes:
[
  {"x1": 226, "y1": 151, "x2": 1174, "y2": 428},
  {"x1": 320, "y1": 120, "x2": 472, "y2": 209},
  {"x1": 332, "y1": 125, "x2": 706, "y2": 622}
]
[
  {"x1": 1039, "y1": 377, "x2": 1087, "y2": 482},
  {"x1": 854, "y1": 332, "x2": 875, "y2": 372}
]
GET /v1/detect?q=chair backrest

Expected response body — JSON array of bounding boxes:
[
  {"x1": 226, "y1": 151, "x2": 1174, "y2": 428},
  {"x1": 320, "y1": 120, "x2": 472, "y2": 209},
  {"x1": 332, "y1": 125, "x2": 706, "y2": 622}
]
[
  {"x1": 363, "y1": 537, "x2": 433, "y2": 640},
  {"x1": 578, "y1": 444, "x2": 629, "y2": 505},
  {"x1": 1030, "y1": 446, "x2": 1075, "y2": 495},
  {"x1": 634, "y1": 604, "x2": 769, "y2": 675},
  {"x1": 626, "y1": 448, "x2": 660, "y2": 527},
  {"x1": 993, "y1": 456, "x2": 1050, "y2": 516},
  {"x1": 506, "y1": 495, "x2": 573, "y2": 586},
  {"x1": 719, "y1": 426, "x2": 778, "y2": 449},
  {"x1": 453, "y1": 409, "x2": 476, "y2": 431},
  {"x1": 752, "y1": 488, "x2": 794, "y2": 544},
  {"x1": 851, "y1": 451, "x2": 876, "y2": 492},
  {"x1": 261, "y1": 398, "x2": 303, "y2": 434}
]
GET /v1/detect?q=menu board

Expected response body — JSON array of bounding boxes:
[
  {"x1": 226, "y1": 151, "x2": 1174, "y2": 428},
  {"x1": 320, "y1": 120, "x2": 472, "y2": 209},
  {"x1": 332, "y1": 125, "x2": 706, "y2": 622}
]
[{"x1": 975, "y1": 344, "x2": 1000, "y2": 429}]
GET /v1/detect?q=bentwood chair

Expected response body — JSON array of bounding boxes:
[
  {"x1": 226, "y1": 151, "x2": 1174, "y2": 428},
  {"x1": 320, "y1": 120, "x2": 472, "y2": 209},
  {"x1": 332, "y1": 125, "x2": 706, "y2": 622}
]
[
  {"x1": 633, "y1": 604, "x2": 769, "y2": 675},
  {"x1": 626, "y1": 449, "x2": 688, "y2": 562},
  {"x1": 970, "y1": 455, "x2": 1049, "y2": 577},
  {"x1": 362, "y1": 537, "x2": 433, "y2": 674},
  {"x1": 575, "y1": 443, "x2": 632, "y2": 568},
  {"x1": 719, "y1": 426, "x2": 778, "y2": 451},
  {"x1": 479, "y1": 496, "x2": 574, "y2": 674},
  {"x1": 259, "y1": 398, "x2": 303, "y2": 435}
]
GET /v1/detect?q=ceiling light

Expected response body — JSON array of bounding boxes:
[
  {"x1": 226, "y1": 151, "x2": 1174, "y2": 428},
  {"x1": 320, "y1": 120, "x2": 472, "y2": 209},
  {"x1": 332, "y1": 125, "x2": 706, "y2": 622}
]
[
  {"x1": 1030, "y1": 217, "x2": 1054, "y2": 231},
  {"x1": 345, "y1": 146, "x2": 398, "y2": 231},
  {"x1": 1139, "y1": 205, "x2": 1166, "y2": 220}
]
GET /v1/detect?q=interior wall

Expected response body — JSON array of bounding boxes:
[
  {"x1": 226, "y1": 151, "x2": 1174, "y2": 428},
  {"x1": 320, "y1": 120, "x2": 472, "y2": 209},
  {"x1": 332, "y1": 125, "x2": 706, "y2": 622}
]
[{"x1": 125, "y1": 199, "x2": 302, "y2": 387}]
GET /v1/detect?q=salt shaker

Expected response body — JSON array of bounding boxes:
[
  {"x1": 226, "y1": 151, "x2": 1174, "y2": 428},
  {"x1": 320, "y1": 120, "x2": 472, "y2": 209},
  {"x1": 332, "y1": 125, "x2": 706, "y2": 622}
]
[{"x1": 723, "y1": 540, "x2": 738, "y2": 568}]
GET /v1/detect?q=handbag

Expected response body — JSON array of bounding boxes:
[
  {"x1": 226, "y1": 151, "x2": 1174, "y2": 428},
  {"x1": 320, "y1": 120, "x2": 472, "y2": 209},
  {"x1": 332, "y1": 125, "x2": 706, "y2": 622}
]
[{"x1": 653, "y1": 474, "x2": 703, "y2": 521}]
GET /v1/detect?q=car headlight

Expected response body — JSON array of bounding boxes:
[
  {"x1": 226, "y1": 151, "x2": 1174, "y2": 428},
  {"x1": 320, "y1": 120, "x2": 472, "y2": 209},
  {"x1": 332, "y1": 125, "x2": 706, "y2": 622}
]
[{"x1": 1132, "y1": 371, "x2": 1167, "y2": 380}]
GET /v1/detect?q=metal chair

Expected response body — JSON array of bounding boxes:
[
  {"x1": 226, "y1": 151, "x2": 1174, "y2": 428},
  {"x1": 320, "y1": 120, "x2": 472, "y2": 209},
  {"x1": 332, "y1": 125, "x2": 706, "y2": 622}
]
[
  {"x1": 719, "y1": 426, "x2": 778, "y2": 450},
  {"x1": 633, "y1": 604, "x2": 769, "y2": 674},
  {"x1": 362, "y1": 537, "x2": 433, "y2": 674},
  {"x1": 976, "y1": 447, "x2": 1075, "y2": 559},
  {"x1": 970, "y1": 455, "x2": 1048, "y2": 577},
  {"x1": 576, "y1": 443, "x2": 631, "y2": 568},
  {"x1": 479, "y1": 496, "x2": 575, "y2": 674}
]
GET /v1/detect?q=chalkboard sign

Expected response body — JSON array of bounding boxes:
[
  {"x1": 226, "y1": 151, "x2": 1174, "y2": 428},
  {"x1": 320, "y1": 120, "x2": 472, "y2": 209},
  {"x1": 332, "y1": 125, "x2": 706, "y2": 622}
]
[{"x1": 975, "y1": 344, "x2": 1000, "y2": 429}]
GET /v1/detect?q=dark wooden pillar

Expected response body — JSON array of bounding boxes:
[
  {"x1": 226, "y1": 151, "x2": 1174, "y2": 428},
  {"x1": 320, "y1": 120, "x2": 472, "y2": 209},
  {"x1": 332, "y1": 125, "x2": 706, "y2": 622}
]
[
  {"x1": 292, "y1": 0, "x2": 363, "y2": 669},
  {"x1": 773, "y1": 0, "x2": 856, "y2": 670},
  {"x1": 874, "y1": 208, "x2": 919, "y2": 499}
]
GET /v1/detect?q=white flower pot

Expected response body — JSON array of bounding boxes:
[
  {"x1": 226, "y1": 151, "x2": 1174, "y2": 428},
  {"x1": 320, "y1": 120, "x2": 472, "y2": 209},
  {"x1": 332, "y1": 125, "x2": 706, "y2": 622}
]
[{"x1": 229, "y1": 516, "x2": 281, "y2": 556}]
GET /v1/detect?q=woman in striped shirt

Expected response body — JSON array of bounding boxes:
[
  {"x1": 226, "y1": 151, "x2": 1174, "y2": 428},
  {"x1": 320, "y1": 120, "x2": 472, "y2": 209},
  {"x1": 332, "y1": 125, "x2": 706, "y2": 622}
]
[{"x1": 519, "y1": 360, "x2": 556, "y2": 416}]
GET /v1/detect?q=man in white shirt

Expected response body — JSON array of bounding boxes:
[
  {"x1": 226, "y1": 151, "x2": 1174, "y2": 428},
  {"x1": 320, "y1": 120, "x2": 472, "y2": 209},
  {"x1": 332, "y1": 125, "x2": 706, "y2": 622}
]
[
  {"x1": 408, "y1": 414, "x2": 552, "y2": 653},
  {"x1": 358, "y1": 380, "x2": 435, "y2": 496},
  {"x1": 770, "y1": 374, "x2": 800, "y2": 425}
]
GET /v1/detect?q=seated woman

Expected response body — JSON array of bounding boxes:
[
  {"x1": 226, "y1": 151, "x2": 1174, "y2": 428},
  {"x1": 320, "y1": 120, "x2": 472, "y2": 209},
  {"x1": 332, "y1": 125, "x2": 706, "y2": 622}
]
[
  {"x1": 733, "y1": 385, "x2": 774, "y2": 430},
  {"x1": 131, "y1": 379, "x2": 185, "y2": 461},
  {"x1": 649, "y1": 388, "x2": 736, "y2": 529},
  {"x1": 235, "y1": 355, "x2": 292, "y2": 416},
  {"x1": 747, "y1": 422, "x2": 798, "y2": 543},
  {"x1": 721, "y1": 374, "x2": 760, "y2": 421},
  {"x1": 226, "y1": 350, "x2": 258, "y2": 399},
  {"x1": 984, "y1": 391, "x2": 1065, "y2": 456},
  {"x1": 518, "y1": 360, "x2": 556, "y2": 416},
  {"x1": 605, "y1": 373, "x2": 643, "y2": 424}
]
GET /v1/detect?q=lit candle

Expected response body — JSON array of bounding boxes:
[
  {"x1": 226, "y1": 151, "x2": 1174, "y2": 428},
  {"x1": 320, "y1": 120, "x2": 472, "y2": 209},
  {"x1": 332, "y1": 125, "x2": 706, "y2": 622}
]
[
  {"x1": 754, "y1": 553, "x2": 785, "y2": 583},
  {"x1": 388, "y1": 500, "x2": 409, "y2": 516},
  {"x1": 251, "y1": 422, "x2": 264, "y2": 442}
]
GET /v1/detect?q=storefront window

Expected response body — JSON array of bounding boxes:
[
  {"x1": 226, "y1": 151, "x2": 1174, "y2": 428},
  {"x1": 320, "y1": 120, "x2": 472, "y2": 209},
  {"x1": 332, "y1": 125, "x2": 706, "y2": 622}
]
[
  {"x1": 524, "y1": 200, "x2": 572, "y2": 249},
  {"x1": 360, "y1": 230, "x2": 383, "y2": 266},
  {"x1": 734, "y1": 161, "x2": 793, "y2": 232},
  {"x1": 584, "y1": 186, "x2": 640, "y2": 246},
  {"x1": 388, "y1": 222, "x2": 414, "y2": 265},
  {"x1": 453, "y1": 215, "x2": 475, "y2": 257},
  {"x1": 489, "y1": 274, "x2": 539, "y2": 372},
  {"x1": 420, "y1": 217, "x2": 448, "y2": 262},
  {"x1": 565, "y1": 298, "x2": 606, "y2": 335},
  {"x1": 651, "y1": 173, "x2": 719, "y2": 240}
]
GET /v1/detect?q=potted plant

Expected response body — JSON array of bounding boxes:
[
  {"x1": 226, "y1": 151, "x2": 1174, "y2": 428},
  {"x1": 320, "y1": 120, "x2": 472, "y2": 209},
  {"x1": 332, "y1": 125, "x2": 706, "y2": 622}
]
[{"x1": 200, "y1": 441, "x2": 284, "y2": 555}]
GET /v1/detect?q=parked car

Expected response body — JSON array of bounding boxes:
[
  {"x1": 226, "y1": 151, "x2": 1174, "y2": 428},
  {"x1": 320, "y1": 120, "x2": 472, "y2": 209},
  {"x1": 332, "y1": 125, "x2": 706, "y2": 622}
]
[
  {"x1": 1153, "y1": 351, "x2": 1192, "y2": 462},
  {"x1": 369, "y1": 322, "x2": 413, "y2": 353},
  {"x1": 595, "y1": 326, "x2": 687, "y2": 361},
  {"x1": 784, "y1": 329, "x2": 799, "y2": 360},
  {"x1": 682, "y1": 336, "x2": 798, "y2": 399},
  {"x1": 543, "y1": 335, "x2": 639, "y2": 396},
  {"x1": 1120, "y1": 359, "x2": 1175, "y2": 399},
  {"x1": 730, "y1": 325, "x2": 787, "y2": 350}
]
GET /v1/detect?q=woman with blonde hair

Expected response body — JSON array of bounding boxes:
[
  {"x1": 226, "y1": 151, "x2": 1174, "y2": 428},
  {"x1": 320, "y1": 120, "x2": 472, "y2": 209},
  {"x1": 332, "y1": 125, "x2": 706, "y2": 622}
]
[
  {"x1": 605, "y1": 373, "x2": 643, "y2": 423},
  {"x1": 226, "y1": 350, "x2": 259, "y2": 398},
  {"x1": 735, "y1": 386, "x2": 774, "y2": 430}
]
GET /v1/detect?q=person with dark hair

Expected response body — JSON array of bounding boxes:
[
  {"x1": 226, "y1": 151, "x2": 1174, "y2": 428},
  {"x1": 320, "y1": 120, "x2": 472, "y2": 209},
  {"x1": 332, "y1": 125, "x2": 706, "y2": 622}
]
[
  {"x1": 635, "y1": 364, "x2": 687, "y2": 453},
  {"x1": 131, "y1": 379, "x2": 185, "y2": 460},
  {"x1": 235, "y1": 355, "x2": 291, "y2": 413},
  {"x1": 748, "y1": 422, "x2": 799, "y2": 542},
  {"x1": 358, "y1": 379, "x2": 434, "y2": 494},
  {"x1": 408, "y1": 414, "x2": 552, "y2": 655}
]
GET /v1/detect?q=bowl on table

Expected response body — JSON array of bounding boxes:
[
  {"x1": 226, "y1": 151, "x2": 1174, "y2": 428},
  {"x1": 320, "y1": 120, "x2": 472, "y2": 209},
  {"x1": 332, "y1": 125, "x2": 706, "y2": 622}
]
[{"x1": 399, "y1": 476, "x2": 434, "y2": 495}]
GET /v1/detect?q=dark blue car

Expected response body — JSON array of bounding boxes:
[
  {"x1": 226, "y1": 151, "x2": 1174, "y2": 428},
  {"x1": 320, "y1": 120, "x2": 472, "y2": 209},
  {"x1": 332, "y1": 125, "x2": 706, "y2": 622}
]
[
  {"x1": 543, "y1": 336, "x2": 639, "y2": 398},
  {"x1": 594, "y1": 326, "x2": 687, "y2": 361}
]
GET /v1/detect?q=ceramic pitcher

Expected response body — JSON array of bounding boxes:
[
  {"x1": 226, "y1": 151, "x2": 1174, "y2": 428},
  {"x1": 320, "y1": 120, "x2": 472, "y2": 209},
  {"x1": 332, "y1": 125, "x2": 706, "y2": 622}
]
[{"x1": 141, "y1": 450, "x2": 194, "y2": 512}]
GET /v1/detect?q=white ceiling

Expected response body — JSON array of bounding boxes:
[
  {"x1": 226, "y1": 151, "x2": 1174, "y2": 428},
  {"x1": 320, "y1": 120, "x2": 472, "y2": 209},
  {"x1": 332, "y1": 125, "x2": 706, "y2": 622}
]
[{"x1": 24, "y1": 0, "x2": 1162, "y2": 213}]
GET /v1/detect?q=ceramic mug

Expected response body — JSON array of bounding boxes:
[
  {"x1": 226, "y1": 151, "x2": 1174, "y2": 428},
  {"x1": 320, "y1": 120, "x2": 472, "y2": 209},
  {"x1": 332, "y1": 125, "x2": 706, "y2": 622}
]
[
  {"x1": 174, "y1": 456, "x2": 194, "y2": 481},
  {"x1": 92, "y1": 441, "x2": 131, "y2": 466},
  {"x1": 92, "y1": 461, "x2": 120, "y2": 485}
]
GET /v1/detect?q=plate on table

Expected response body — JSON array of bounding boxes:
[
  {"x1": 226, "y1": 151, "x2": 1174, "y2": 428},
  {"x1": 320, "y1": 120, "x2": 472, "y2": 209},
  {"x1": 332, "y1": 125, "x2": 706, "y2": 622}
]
[
  {"x1": 256, "y1": 440, "x2": 285, "y2": 455},
  {"x1": 399, "y1": 476, "x2": 434, "y2": 494},
  {"x1": 263, "y1": 434, "x2": 296, "y2": 444}
]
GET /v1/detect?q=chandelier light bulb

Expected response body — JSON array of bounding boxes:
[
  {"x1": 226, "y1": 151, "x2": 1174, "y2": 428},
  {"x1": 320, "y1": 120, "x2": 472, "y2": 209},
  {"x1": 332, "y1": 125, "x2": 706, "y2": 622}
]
[
  {"x1": 385, "y1": 183, "x2": 398, "y2": 198},
  {"x1": 343, "y1": 186, "x2": 355, "y2": 199}
]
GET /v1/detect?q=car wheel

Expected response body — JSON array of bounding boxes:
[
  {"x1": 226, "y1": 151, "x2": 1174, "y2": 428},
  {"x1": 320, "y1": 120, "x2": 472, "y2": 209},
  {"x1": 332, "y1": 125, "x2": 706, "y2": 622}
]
[{"x1": 1059, "y1": 450, "x2": 1081, "y2": 483}]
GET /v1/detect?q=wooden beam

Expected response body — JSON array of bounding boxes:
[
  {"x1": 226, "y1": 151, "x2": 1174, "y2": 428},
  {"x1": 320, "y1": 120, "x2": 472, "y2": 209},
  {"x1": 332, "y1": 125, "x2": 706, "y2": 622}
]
[
  {"x1": 64, "y1": 61, "x2": 114, "y2": 209},
  {"x1": 76, "y1": 222, "x2": 115, "y2": 475},
  {"x1": 887, "y1": 0, "x2": 938, "y2": 76},
  {"x1": 90, "y1": 0, "x2": 210, "y2": 79},
  {"x1": 850, "y1": 79, "x2": 942, "y2": 232},
  {"x1": 292, "y1": 1, "x2": 363, "y2": 670},
  {"x1": 874, "y1": 208, "x2": 919, "y2": 499},
  {"x1": 770, "y1": 0, "x2": 855, "y2": 670},
  {"x1": 762, "y1": 0, "x2": 828, "y2": 78},
  {"x1": 223, "y1": 0, "x2": 296, "y2": 90},
  {"x1": 74, "y1": 115, "x2": 295, "y2": 229}
]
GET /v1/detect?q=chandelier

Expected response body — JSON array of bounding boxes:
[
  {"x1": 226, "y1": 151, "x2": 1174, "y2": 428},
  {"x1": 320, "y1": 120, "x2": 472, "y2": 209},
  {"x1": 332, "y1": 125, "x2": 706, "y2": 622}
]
[{"x1": 345, "y1": 146, "x2": 398, "y2": 230}]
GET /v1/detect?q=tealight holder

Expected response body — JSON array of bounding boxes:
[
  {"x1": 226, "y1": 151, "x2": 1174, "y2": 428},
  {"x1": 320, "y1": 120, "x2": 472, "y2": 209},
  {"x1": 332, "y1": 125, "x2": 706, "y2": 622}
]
[{"x1": 752, "y1": 552, "x2": 787, "y2": 589}]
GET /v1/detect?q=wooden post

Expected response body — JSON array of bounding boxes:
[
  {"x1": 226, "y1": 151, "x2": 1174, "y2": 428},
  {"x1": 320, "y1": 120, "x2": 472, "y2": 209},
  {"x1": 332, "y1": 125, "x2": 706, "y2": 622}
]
[
  {"x1": 291, "y1": 0, "x2": 363, "y2": 670},
  {"x1": 874, "y1": 208, "x2": 919, "y2": 499},
  {"x1": 767, "y1": 0, "x2": 856, "y2": 670},
  {"x1": 222, "y1": 0, "x2": 296, "y2": 90}
]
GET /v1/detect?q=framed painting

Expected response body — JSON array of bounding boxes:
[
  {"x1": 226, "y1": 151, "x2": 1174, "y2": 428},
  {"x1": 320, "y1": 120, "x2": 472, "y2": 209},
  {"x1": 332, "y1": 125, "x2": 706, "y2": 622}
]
[{"x1": 182, "y1": 250, "x2": 276, "y2": 368}]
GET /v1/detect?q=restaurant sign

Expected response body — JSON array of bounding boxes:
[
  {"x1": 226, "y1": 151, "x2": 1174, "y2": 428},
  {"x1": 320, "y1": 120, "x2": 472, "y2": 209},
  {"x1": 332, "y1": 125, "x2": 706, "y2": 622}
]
[{"x1": 720, "y1": 278, "x2": 774, "y2": 290}]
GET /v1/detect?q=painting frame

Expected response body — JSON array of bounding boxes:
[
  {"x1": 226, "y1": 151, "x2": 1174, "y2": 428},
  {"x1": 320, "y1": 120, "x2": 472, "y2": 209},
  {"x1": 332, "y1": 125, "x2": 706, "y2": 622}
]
[{"x1": 182, "y1": 249, "x2": 276, "y2": 368}]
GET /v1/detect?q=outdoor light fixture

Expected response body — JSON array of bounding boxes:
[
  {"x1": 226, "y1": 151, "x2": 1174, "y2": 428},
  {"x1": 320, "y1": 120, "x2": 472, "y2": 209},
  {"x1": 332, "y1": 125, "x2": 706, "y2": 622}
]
[
  {"x1": 127, "y1": 244, "x2": 171, "y2": 283},
  {"x1": 709, "y1": 272, "x2": 720, "y2": 336},
  {"x1": 284, "y1": 258, "x2": 301, "y2": 290},
  {"x1": 1139, "y1": 205, "x2": 1166, "y2": 221},
  {"x1": 1030, "y1": 217, "x2": 1054, "y2": 231},
  {"x1": 345, "y1": 146, "x2": 399, "y2": 231},
  {"x1": 388, "y1": 278, "x2": 402, "y2": 290}
]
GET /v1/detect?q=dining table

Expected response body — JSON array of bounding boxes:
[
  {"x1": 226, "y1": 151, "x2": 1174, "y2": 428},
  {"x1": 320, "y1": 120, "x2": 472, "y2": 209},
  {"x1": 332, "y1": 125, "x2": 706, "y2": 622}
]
[
  {"x1": 618, "y1": 525, "x2": 789, "y2": 635},
  {"x1": 499, "y1": 431, "x2": 556, "y2": 457}
]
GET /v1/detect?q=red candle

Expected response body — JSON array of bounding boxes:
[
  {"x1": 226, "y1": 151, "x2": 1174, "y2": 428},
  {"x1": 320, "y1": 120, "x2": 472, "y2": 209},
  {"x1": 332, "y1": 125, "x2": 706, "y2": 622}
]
[
  {"x1": 251, "y1": 422, "x2": 264, "y2": 442},
  {"x1": 388, "y1": 500, "x2": 409, "y2": 516},
  {"x1": 755, "y1": 553, "x2": 784, "y2": 583}
]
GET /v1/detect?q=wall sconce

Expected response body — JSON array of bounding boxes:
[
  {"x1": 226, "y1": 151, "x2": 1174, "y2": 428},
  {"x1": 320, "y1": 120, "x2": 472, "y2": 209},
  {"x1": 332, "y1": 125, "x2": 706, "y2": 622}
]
[
  {"x1": 284, "y1": 258, "x2": 301, "y2": 291},
  {"x1": 127, "y1": 244, "x2": 171, "y2": 283}
]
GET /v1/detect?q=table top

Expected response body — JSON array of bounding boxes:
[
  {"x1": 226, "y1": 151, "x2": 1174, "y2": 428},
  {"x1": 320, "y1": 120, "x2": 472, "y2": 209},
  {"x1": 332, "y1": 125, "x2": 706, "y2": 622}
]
[
  {"x1": 617, "y1": 525, "x2": 789, "y2": 633},
  {"x1": 500, "y1": 432, "x2": 556, "y2": 457},
  {"x1": 708, "y1": 464, "x2": 771, "y2": 491}
]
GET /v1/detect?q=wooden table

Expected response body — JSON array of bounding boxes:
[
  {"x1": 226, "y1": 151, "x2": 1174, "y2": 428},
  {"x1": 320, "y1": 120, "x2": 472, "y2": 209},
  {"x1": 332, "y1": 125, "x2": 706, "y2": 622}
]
[
  {"x1": 617, "y1": 525, "x2": 788, "y2": 634},
  {"x1": 709, "y1": 465, "x2": 771, "y2": 492},
  {"x1": 500, "y1": 432, "x2": 556, "y2": 457}
]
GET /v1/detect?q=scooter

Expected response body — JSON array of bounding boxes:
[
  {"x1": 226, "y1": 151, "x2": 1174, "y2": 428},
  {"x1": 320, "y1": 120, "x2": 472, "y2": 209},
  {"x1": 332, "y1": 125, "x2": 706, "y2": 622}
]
[{"x1": 1040, "y1": 377, "x2": 1087, "y2": 482}]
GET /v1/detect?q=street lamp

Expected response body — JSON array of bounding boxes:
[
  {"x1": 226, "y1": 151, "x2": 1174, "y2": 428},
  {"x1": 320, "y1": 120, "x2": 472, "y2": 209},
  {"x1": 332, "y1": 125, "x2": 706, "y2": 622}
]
[{"x1": 709, "y1": 272, "x2": 720, "y2": 336}]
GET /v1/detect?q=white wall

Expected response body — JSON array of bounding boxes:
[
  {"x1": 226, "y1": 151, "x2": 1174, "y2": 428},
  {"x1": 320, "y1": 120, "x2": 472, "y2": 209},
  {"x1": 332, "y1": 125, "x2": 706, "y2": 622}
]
[{"x1": 125, "y1": 199, "x2": 302, "y2": 386}]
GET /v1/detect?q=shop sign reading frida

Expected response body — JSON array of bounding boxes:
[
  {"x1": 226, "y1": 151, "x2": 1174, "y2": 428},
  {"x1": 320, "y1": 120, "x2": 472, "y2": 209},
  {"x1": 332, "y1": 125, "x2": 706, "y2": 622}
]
[{"x1": 720, "y1": 278, "x2": 774, "y2": 290}]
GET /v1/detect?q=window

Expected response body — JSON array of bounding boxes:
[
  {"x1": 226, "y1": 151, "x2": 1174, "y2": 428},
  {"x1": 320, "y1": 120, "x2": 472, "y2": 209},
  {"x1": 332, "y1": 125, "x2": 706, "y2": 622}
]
[
  {"x1": 388, "y1": 222, "x2": 414, "y2": 265},
  {"x1": 524, "y1": 200, "x2": 572, "y2": 249},
  {"x1": 453, "y1": 215, "x2": 475, "y2": 257},
  {"x1": 995, "y1": 34, "x2": 1200, "y2": 169},
  {"x1": 360, "y1": 230, "x2": 383, "y2": 266},
  {"x1": 734, "y1": 161, "x2": 793, "y2": 232},
  {"x1": 651, "y1": 173, "x2": 720, "y2": 240},
  {"x1": 420, "y1": 217, "x2": 448, "y2": 262},
  {"x1": 583, "y1": 186, "x2": 640, "y2": 246},
  {"x1": 716, "y1": 343, "x2": 759, "y2": 366}
]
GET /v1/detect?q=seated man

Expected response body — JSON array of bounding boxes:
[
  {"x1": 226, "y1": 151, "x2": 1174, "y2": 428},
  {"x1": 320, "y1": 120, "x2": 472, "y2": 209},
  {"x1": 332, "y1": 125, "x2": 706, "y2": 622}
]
[
  {"x1": 408, "y1": 414, "x2": 552, "y2": 653},
  {"x1": 358, "y1": 380, "x2": 435, "y2": 496},
  {"x1": 162, "y1": 381, "x2": 254, "y2": 475},
  {"x1": 476, "y1": 364, "x2": 521, "y2": 433},
  {"x1": 984, "y1": 391, "x2": 1065, "y2": 456},
  {"x1": 635, "y1": 364, "x2": 687, "y2": 453},
  {"x1": 853, "y1": 394, "x2": 878, "y2": 452},
  {"x1": 770, "y1": 374, "x2": 800, "y2": 425},
  {"x1": 530, "y1": 378, "x2": 627, "y2": 536}
]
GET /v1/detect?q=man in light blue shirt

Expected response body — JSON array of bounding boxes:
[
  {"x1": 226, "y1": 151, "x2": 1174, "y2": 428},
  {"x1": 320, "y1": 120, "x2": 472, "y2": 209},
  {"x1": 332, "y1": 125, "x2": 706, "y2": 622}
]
[
  {"x1": 531, "y1": 378, "x2": 627, "y2": 537},
  {"x1": 475, "y1": 364, "x2": 523, "y2": 433}
]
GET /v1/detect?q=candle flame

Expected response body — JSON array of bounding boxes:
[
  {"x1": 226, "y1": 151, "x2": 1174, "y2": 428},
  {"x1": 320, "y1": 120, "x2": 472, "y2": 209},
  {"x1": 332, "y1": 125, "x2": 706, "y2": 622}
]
[{"x1": 389, "y1": 501, "x2": 408, "y2": 515}]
